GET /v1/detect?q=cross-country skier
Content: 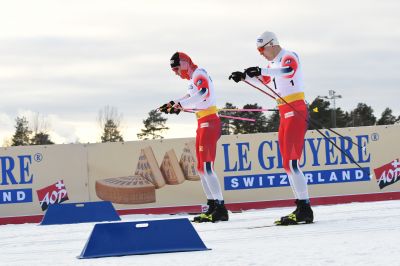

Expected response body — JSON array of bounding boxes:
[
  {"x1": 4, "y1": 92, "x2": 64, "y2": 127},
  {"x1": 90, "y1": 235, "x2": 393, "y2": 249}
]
[
  {"x1": 159, "y1": 52, "x2": 228, "y2": 223},
  {"x1": 229, "y1": 31, "x2": 314, "y2": 225}
]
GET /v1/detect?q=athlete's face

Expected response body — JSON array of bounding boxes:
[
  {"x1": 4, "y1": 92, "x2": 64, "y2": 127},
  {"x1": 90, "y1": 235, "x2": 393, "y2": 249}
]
[
  {"x1": 258, "y1": 45, "x2": 276, "y2": 60},
  {"x1": 172, "y1": 61, "x2": 191, "y2": 80},
  {"x1": 172, "y1": 66, "x2": 181, "y2": 76}
]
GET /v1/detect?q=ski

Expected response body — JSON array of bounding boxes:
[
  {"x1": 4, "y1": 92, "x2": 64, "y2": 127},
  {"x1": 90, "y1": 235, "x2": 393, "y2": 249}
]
[
  {"x1": 247, "y1": 225, "x2": 275, "y2": 229},
  {"x1": 248, "y1": 221, "x2": 315, "y2": 229}
]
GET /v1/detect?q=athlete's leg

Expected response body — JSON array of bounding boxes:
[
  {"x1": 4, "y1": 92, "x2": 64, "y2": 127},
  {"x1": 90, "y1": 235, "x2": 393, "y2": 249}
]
[
  {"x1": 281, "y1": 103, "x2": 309, "y2": 200},
  {"x1": 203, "y1": 161, "x2": 223, "y2": 201},
  {"x1": 288, "y1": 159, "x2": 309, "y2": 200},
  {"x1": 193, "y1": 126, "x2": 216, "y2": 222},
  {"x1": 196, "y1": 116, "x2": 228, "y2": 222},
  {"x1": 276, "y1": 102, "x2": 313, "y2": 225},
  {"x1": 203, "y1": 162, "x2": 227, "y2": 222},
  {"x1": 199, "y1": 173, "x2": 213, "y2": 199},
  {"x1": 197, "y1": 116, "x2": 222, "y2": 200},
  {"x1": 195, "y1": 127, "x2": 213, "y2": 198},
  {"x1": 279, "y1": 114, "x2": 299, "y2": 199}
]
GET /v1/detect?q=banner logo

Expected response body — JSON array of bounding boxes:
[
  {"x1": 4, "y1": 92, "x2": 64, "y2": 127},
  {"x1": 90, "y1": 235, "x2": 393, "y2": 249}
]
[
  {"x1": 0, "y1": 188, "x2": 33, "y2": 204},
  {"x1": 374, "y1": 159, "x2": 400, "y2": 189},
  {"x1": 0, "y1": 154, "x2": 38, "y2": 204},
  {"x1": 36, "y1": 180, "x2": 69, "y2": 211},
  {"x1": 225, "y1": 167, "x2": 370, "y2": 190}
]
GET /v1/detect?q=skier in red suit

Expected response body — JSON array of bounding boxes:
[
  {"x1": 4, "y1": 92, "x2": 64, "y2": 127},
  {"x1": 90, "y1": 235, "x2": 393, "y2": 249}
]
[
  {"x1": 229, "y1": 31, "x2": 314, "y2": 225},
  {"x1": 159, "y1": 52, "x2": 228, "y2": 223}
]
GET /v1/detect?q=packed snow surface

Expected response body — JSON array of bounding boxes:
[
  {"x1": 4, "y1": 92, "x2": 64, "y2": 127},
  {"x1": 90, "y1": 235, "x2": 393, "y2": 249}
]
[{"x1": 1, "y1": 200, "x2": 399, "y2": 266}]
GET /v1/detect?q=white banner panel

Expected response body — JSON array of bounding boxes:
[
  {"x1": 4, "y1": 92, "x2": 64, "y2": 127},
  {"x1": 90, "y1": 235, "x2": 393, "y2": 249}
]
[
  {"x1": 0, "y1": 145, "x2": 89, "y2": 217},
  {"x1": 1, "y1": 125, "x2": 399, "y2": 219}
]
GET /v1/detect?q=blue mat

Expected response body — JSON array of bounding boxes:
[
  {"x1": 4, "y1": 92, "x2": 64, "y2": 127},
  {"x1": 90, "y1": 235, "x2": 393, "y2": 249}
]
[
  {"x1": 40, "y1": 201, "x2": 120, "y2": 225},
  {"x1": 79, "y1": 218, "x2": 209, "y2": 259}
]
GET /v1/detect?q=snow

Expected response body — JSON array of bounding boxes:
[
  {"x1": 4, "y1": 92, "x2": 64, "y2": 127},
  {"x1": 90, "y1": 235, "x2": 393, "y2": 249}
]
[{"x1": 1, "y1": 200, "x2": 400, "y2": 266}]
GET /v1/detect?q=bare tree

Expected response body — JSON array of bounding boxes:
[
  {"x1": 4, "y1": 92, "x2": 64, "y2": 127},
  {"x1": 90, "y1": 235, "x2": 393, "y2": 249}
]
[
  {"x1": 2, "y1": 137, "x2": 12, "y2": 147},
  {"x1": 98, "y1": 105, "x2": 124, "y2": 142},
  {"x1": 30, "y1": 112, "x2": 54, "y2": 145},
  {"x1": 31, "y1": 113, "x2": 49, "y2": 134}
]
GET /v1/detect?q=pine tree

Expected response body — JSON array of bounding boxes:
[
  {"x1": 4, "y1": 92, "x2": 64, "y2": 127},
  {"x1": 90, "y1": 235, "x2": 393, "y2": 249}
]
[
  {"x1": 376, "y1": 108, "x2": 397, "y2": 125},
  {"x1": 220, "y1": 102, "x2": 238, "y2": 135},
  {"x1": 11, "y1": 116, "x2": 32, "y2": 146},
  {"x1": 231, "y1": 103, "x2": 268, "y2": 134},
  {"x1": 30, "y1": 132, "x2": 54, "y2": 145},
  {"x1": 265, "y1": 110, "x2": 280, "y2": 132},
  {"x1": 308, "y1": 97, "x2": 331, "y2": 129},
  {"x1": 334, "y1": 108, "x2": 352, "y2": 128},
  {"x1": 349, "y1": 103, "x2": 376, "y2": 127},
  {"x1": 137, "y1": 110, "x2": 169, "y2": 140},
  {"x1": 101, "y1": 119, "x2": 124, "y2": 142}
]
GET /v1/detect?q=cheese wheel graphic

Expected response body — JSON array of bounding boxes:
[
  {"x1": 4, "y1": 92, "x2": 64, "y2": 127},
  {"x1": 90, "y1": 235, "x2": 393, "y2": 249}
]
[
  {"x1": 134, "y1": 146, "x2": 166, "y2": 189},
  {"x1": 179, "y1": 141, "x2": 200, "y2": 181},
  {"x1": 160, "y1": 149, "x2": 185, "y2": 185},
  {"x1": 95, "y1": 175, "x2": 156, "y2": 204}
]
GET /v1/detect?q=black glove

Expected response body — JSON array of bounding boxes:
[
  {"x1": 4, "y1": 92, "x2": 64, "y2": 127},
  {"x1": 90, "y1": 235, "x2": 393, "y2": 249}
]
[
  {"x1": 159, "y1": 101, "x2": 175, "y2": 114},
  {"x1": 169, "y1": 102, "x2": 182, "y2": 115},
  {"x1": 229, "y1": 71, "x2": 245, "y2": 83},
  {"x1": 245, "y1": 66, "x2": 261, "y2": 78}
]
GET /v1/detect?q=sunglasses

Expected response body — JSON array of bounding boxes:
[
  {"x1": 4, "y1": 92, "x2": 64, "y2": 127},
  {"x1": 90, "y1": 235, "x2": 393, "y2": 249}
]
[{"x1": 257, "y1": 39, "x2": 274, "y2": 53}]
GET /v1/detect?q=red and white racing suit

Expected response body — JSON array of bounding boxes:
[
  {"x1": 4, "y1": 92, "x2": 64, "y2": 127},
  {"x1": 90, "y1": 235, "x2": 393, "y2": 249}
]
[
  {"x1": 246, "y1": 48, "x2": 310, "y2": 200},
  {"x1": 176, "y1": 67, "x2": 223, "y2": 201}
]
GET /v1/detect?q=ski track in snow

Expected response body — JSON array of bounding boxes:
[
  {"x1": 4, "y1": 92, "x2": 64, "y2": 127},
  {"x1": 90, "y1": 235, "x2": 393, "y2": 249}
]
[{"x1": 1, "y1": 200, "x2": 400, "y2": 266}]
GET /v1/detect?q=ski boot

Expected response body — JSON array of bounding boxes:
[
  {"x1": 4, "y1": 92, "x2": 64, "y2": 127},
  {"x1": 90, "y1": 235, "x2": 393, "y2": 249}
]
[
  {"x1": 193, "y1": 199, "x2": 215, "y2": 223},
  {"x1": 210, "y1": 201, "x2": 229, "y2": 222},
  {"x1": 275, "y1": 199, "x2": 314, "y2": 225},
  {"x1": 199, "y1": 200, "x2": 229, "y2": 223},
  {"x1": 197, "y1": 200, "x2": 229, "y2": 223}
]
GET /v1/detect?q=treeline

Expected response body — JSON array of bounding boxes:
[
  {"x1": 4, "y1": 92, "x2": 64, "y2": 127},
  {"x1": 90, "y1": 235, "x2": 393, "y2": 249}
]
[
  {"x1": 9, "y1": 115, "x2": 54, "y2": 146},
  {"x1": 4, "y1": 98, "x2": 400, "y2": 146},
  {"x1": 5, "y1": 106, "x2": 124, "y2": 147},
  {"x1": 136, "y1": 97, "x2": 400, "y2": 139},
  {"x1": 220, "y1": 97, "x2": 400, "y2": 135}
]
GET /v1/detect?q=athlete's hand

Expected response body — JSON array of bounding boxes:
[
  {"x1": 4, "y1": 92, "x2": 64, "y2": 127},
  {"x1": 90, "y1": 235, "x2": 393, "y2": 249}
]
[
  {"x1": 245, "y1": 67, "x2": 261, "y2": 78},
  {"x1": 229, "y1": 71, "x2": 245, "y2": 83},
  {"x1": 159, "y1": 101, "x2": 175, "y2": 114},
  {"x1": 158, "y1": 103, "x2": 169, "y2": 113},
  {"x1": 169, "y1": 102, "x2": 182, "y2": 115}
]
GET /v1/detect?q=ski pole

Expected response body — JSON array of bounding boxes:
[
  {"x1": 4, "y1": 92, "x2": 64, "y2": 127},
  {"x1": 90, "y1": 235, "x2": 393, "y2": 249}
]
[
  {"x1": 243, "y1": 80, "x2": 276, "y2": 100},
  {"x1": 219, "y1": 108, "x2": 278, "y2": 112},
  {"x1": 157, "y1": 105, "x2": 256, "y2": 122},
  {"x1": 253, "y1": 77, "x2": 365, "y2": 151},
  {"x1": 184, "y1": 109, "x2": 255, "y2": 122},
  {"x1": 218, "y1": 114, "x2": 256, "y2": 122},
  {"x1": 185, "y1": 108, "x2": 278, "y2": 112},
  {"x1": 245, "y1": 77, "x2": 371, "y2": 177}
]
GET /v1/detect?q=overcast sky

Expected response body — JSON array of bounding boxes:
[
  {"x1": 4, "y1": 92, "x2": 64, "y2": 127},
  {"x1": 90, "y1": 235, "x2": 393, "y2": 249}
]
[{"x1": 0, "y1": 0, "x2": 399, "y2": 145}]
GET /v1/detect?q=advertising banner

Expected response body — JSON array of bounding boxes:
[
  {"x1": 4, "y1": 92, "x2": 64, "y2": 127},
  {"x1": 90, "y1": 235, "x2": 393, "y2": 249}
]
[
  {"x1": 86, "y1": 125, "x2": 400, "y2": 211},
  {"x1": 0, "y1": 145, "x2": 89, "y2": 217},
  {"x1": 1, "y1": 125, "x2": 399, "y2": 220}
]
